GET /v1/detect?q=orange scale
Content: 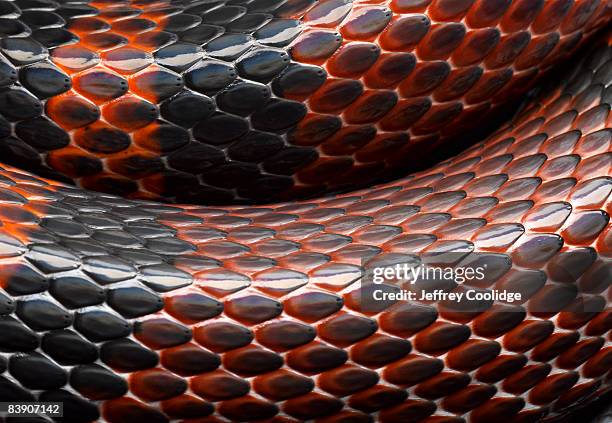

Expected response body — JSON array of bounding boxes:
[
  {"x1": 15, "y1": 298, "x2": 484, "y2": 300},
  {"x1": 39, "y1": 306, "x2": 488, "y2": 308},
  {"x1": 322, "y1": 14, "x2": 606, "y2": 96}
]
[
  {"x1": 287, "y1": 114, "x2": 342, "y2": 146},
  {"x1": 130, "y1": 30, "x2": 177, "y2": 52},
  {"x1": 1, "y1": 222, "x2": 46, "y2": 245},
  {"x1": 308, "y1": 78, "x2": 364, "y2": 114},
  {"x1": 378, "y1": 14, "x2": 430, "y2": 52},
  {"x1": 416, "y1": 22, "x2": 466, "y2": 61},
  {"x1": 473, "y1": 353, "x2": 527, "y2": 383},
  {"x1": 328, "y1": 244, "x2": 381, "y2": 265},
  {"x1": 573, "y1": 104, "x2": 610, "y2": 134},
  {"x1": 389, "y1": 0, "x2": 431, "y2": 13},
  {"x1": 413, "y1": 321, "x2": 471, "y2": 356},
  {"x1": 72, "y1": 67, "x2": 128, "y2": 104},
  {"x1": 129, "y1": 368, "x2": 187, "y2": 402},
  {"x1": 289, "y1": 29, "x2": 343, "y2": 65},
  {"x1": 50, "y1": 44, "x2": 101, "y2": 74},
  {"x1": 595, "y1": 224, "x2": 611, "y2": 255},
  {"x1": 560, "y1": 0, "x2": 601, "y2": 35},
  {"x1": 97, "y1": 7, "x2": 142, "y2": 22},
  {"x1": 282, "y1": 392, "x2": 343, "y2": 421},
  {"x1": 531, "y1": 331, "x2": 581, "y2": 362},
  {"x1": 531, "y1": 0, "x2": 574, "y2": 34},
  {"x1": 469, "y1": 397, "x2": 525, "y2": 423},
  {"x1": 440, "y1": 383, "x2": 497, "y2": 414},
  {"x1": 378, "y1": 98, "x2": 432, "y2": 131},
  {"x1": 541, "y1": 32, "x2": 584, "y2": 68},
  {"x1": 557, "y1": 337, "x2": 606, "y2": 370},
  {"x1": 536, "y1": 94, "x2": 573, "y2": 120},
  {"x1": 398, "y1": 61, "x2": 450, "y2": 98},
  {"x1": 320, "y1": 124, "x2": 377, "y2": 155},
  {"x1": 422, "y1": 416, "x2": 465, "y2": 423},
  {"x1": 10, "y1": 185, "x2": 59, "y2": 202},
  {"x1": 502, "y1": 363, "x2": 552, "y2": 394},
  {"x1": 102, "y1": 94, "x2": 158, "y2": 131},
  {"x1": 450, "y1": 27, "x2": 501, "y2": 68},
  {"x1": 66, "y1": 16, "x2": 112, "y2": 35},
  {"x1": 484, "y1": 31, "x2": 531, "y2": 70},
  {"x1": 111, "y1": 17, "x2": 158, "y2": 36},
  {"x1": 513, "y1": 116, "x2": 546, "y2": 140},
  {"x1": 160, "y1": 394, "x2": 214, "y2": 420},
  {"x1": 411, "y1": 102, "x2": 464, "y2": 135},
  {"x1": 589, "y1": 2, "x2": 612, "y2": 32},
  {"x1": 354, "y1": 133, "x2": 410, "y2": 163},
  {"x1": 252, "y1": 369, "x2": 315, "y2": 400},
  {"x1": 554, "y1": 380, "x2": 602, "y2": 412},
  {"x1": 339, "y1": 6, "x2": 392, "y2": 41},
  {"x1": 193, "y1": 270, "x2": 251, "y2": 297},
  {"x1": 573, "y1": 152, "x2": 612, "y2": 180},
  {"x1": 129, "y1": 64, "x2": 183, "y2": 103},
  {"x1": 73, "y1": 121, "x2": 132, "y2": 155},
  {"x1": 378, "y1": 399, "x2": 436, "y2": 423},
  {"x1": 325, "y1": 41, "x2": 380, "y2": 79},
  {"x1": 317, "y1": 364, "x2": 379, "y2": 397},
  {"x1": 514, "y1": 32, "x2": 561, "y2": 71},
  {"x1": 529, "y1": 371, "x2": 580, "y2": 405},
  {"x1": 343, "y1": 90, "x2": 398, "y2": 124},
  {"x1": 102, "y1": 397, "x2": 167, "y2": 423},
  {"x1": 80, "y1": 32, "x2": 129, "y2": 52},
  {"x1": 435, "y1": 218, "x2": 486, "y2": 239},
  {"x1": 46, "y1": 92, "x2": 101, "y2": 131},
  {"x1": 429, "y1": 0, "x2": 476, "y2": 22},
  {"x1": 302, "y1": 0, "x2": 353, "y2": 28},
  {"x1": 0, "y1": 205, "x2": 39, "y2": 225},
  {"x1": 539, "y1": 155, "x2": 580, "y2": 180},
  {"x1": 581, "y1": 347, "x2": 612, "y2": 378},
  {"x1": 555, "y1": 298, "x2": 603, "y2": 328},
  {"x1": 464, "y1": 0, "x2": 511, "y2": 29},
  {"x1": 217, "y1": 395, "x2": 278, "y2": 421},
  {"x1": 348, "y1": 384, "x2": 408, "y2": 413},
  {"x1": 499, "y1": 0, "x2": 545, "y2": 33},
  {"x1": 222, "y1": 257, "x2": 275, "y2": 275},
  {"x1": 318, "y1": 410, "x2": 373, "y2": 423},
  {"x1": 363, "y1": 52, "x2": 416, "y2": 89},
  {"x1": 571, "y1": 86, "x2": 606, "y2": 115},
  {"x1": 107, "y1": 151, "x2": 165, "y2": 179},
  {"x1": 511, "y1": 407, "x2": 549, "y2": 423},
  {"x1": 446, "y1": 339, "x2": 502, "y2": 372},
  {"x1": 101, "y1": 46, "x2": 154, "y2": 75},
  {"x1": 444, "y1": 155, "x2": 482, "y2": 174},
  {"x1": 433, "y1": 66, "x2": 484, "y2": 102}
]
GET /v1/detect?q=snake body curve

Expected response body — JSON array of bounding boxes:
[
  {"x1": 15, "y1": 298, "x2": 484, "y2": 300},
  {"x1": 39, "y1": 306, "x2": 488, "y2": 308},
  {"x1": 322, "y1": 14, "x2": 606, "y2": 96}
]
[{"x1": 0, "y1": 0, "x2": 610, "y2": 422}]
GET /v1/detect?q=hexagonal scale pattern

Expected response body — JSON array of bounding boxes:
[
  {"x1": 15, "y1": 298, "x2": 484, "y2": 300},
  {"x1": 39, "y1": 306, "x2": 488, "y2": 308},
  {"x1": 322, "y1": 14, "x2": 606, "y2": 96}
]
[
  {"x1": 0, "y1": 1, "x2": 610, "y2": 423},
  {"x1": 0, "y1": 0, "x2": 609, "y2": 203}
]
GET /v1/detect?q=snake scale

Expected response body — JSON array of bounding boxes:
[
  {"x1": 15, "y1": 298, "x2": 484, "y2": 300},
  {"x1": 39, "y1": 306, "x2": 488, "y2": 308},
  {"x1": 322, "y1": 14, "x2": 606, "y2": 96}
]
[{"x1": 0, "y1": 0, "x2": 610, "y2": 421}]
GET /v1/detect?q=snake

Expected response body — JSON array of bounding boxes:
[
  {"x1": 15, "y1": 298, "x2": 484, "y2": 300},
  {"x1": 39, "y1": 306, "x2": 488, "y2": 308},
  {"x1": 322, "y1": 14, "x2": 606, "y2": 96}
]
[{"x1": 0, "y1": 0, "x2": 610, "y2": 421}]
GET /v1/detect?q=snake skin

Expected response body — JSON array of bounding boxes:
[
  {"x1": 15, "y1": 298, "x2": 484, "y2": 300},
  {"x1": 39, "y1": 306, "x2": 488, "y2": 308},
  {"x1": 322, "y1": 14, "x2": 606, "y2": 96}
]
[
  {"x1": 0, "y1": 0, "x2": 609, "y2": 203},
  {"x1": 0, "y1": 0, "x2": 610, "y2": 422}
]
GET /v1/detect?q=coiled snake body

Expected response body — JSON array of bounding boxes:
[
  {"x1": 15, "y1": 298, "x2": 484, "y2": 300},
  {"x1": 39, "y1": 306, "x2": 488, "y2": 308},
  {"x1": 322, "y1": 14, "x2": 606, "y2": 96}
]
[{"x1": 0, "y1": 0, "x2": 610, "y2": 421}]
